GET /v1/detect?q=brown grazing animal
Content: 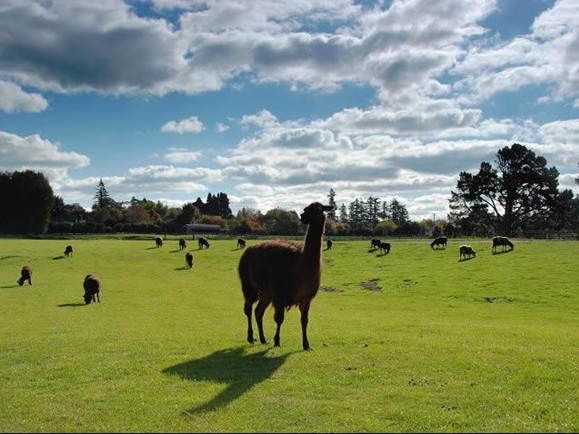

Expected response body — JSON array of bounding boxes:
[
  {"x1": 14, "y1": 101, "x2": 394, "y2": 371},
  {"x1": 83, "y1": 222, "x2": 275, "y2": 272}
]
[
  {"x1": 155, "y1": 236, "x2": 163, "y2": 247},
  {"x1": 64, "y1": 245, "x2": 73, "y2": 257},
  {"x1": 492, "y1": 236, "x2": 514, "y2": 252},
  {"x1": 430, "y1": 236, "x2": 447, "y2": 249},
  {"x1": 459, "y1": 245, "x2": 476, "y2": 260},
  {"x1": 18, "y1": 266, "x2": 32, "y2": 286},
  {"x1": 83, "y1": 274, "x2": 101, "y2": 305},
  {"x1": 198, "y1": 237, "x2": 210, "y2": 249},
  {"x1": 326, "y1": 239, "x2": 333, "y2": 250},
  {"x1": 237, "y1": 238, "x2": 246, "y2": 249},
  {"x1": 179, "y1": 238, "x2": 187, "y2": 250},
  {"x1": 238, "y1": 202, "x2": 333, "y2": 350},
  {"x1": 185, "y1": 252, "x2": 194, "y2": 269}
]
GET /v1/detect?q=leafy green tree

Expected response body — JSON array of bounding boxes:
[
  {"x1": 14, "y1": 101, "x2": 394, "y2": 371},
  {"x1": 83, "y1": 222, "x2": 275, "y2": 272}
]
[
  {"x1": 449, "y1": 143, "x2": 561, "y2": 234},
  {"x1": 260, "y1": 208, "x2": 302, "y2": 235},
  {"x1": 0, "y1": 170, "x2": 54, "y2": 233}
]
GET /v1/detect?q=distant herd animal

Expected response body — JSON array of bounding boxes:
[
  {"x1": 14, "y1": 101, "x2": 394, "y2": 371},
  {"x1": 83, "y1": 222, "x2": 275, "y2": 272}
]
[
  {"x1": 155, "y1": 236, "x2": 163, "y2": 248},
  {"x1": 198, "y1": 237, "x2": 210, "y2": 249},
  {"x1": 83, "y1": 274, "x2": 101, "y2": 304},
  {"x1": 237, "y1": 238, "x2": 246, "y2": 249},
  {"x1": 18, "y1": 266, "x2": 32, "y2": 286},
  {"x1": 179, "y1": 238, "x2": 187, "y2": 250},
  {"x1": 492, "y1": 236, "x2": 514, "y2": 252},
  {"x1": 430, "y1": 236, "x2": 447, "y2": 249},
  {"x1": 64, "y1": 245, "x2": 73, "y2": 257},
  {"x1": 459, "y1": 245, "x2": 476, "y2": 260}
]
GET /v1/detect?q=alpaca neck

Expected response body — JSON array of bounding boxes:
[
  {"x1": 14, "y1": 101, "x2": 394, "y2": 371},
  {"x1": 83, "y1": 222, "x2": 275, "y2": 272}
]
[{"x1": 302, "y1": 218, "x2": 325, "y2": 264}]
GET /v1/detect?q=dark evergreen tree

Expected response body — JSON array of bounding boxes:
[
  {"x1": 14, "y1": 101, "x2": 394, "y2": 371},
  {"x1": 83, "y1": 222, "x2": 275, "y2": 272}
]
[{"x1": 327, "y1": 189, "x2": 337, "y2": 220}]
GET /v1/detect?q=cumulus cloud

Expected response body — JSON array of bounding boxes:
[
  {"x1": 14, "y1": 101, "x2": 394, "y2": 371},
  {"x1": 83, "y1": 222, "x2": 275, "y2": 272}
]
[
  {"x1": 161, "y1": 116, "x2": 205, "y2": 134},
  {"x1": 0, "y1": 81, "x2": 48, "y2": 113}
]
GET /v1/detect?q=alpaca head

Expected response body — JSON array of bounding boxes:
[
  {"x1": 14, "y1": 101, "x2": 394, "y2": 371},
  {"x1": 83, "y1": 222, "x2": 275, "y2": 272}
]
[{"x1": 300, "y1": 202, "x2": 334, "y2": 225}]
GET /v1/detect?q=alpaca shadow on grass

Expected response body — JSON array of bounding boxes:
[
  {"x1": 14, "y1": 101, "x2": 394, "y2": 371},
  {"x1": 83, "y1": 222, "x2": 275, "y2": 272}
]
[
  {"x1": 57, "y1": 302, "x2": 86, "y2": 307},
  {"x1": 170, "y1": 249, "x2": 182, "y2": 253},
  {"x1": 174, "y1": 266, "x2": 192, "y2": 271},
  {"x1": 0, "y1": 284, "x2": 20, "y2": 289},
  {"x1": 459, "y1": 256, "x2": 475, "y2": 262},
  {"x1": 145, "y1": 246, "x2": 159, "y2": 250},
  {"x1": 53, "y1": 255, "x2": 65, "y2": 260},
  {"x1": 163, "y1": 346, "x2": 292, "y2": 415}
]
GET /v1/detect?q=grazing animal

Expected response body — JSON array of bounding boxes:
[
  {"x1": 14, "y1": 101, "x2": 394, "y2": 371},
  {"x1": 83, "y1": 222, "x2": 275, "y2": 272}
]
[
  {"x1": 370, "y1": 238, "x2": 382, "y2": 250},
  {"x1": 326, "y1": 239, "x2": 333, "y2": 250},
  {"x1": 459, "y1": 245, "x2": 476, "y2": 260},
  {"x1": 18, "y1": 266, "x2": 32, "y2": 286},
  {"x1": 83, "y1": 274, "x2": 101, "y2": 304},
  {"x1": 198, "y1": 237, "x2": 210, "y2": 249},
  {"x1": 237, "y1": 238, "x2": 246, "y2": 249},
  {"x1": 179, "y1": 238, "x2": 187, "y2": 250},
  {"x1": 430, "y1": 236, "x2": 447, "y2": 249},
  {"x1": 64, "y1": 245, "x2": 73, "y2": 257},
  {"x1": 238, "y1": 202, "x2": 334, "y2": 350},
  {"x1": 379, "y1": 241, "x2": 391, "y2": 254},
  {"x1": 492, "y1": 236, "x2": 514, "y2": 252},
  {"x1": 155, "y1": 236, "x2": 163, "y2": 248},
  {"x1": 185, "y1": 252, "x2": 194, "y2": 269}
]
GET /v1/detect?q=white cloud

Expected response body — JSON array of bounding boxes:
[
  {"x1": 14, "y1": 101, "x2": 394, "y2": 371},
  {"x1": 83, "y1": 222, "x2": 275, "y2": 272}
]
[
  {"x1": 161, "y1": 116, "x2": 205, "y2": 134},
  {"x1": 164, "y1": 147, "x2": 202, "y2": 163},
  {"x1": 0, "y1": 81, "x2": 48, "y2": 113}
]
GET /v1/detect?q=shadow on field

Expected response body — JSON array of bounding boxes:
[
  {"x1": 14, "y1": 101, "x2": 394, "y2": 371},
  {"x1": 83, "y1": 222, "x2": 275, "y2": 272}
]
[
  {"x1": 0, "y1": 284, "x2": 20, "y2": 289},
  {"x1": 57, "y1": 302, "x2": 86, "y2": 307},
  {"x1": 163, "y1": 346, "x2": 291, "y2": 415},
  {"x1": 174, "y1": 266, "x2": 192, "y2": 270},
  {"x1": 53, "y1": 255, "x2": 65, "y2": 260},
  {"x1": 459, "y1": 257, "x2": 475, "y2": 262},
  {"x1": 492, "y1": 249, "x2": 512, "y2": 256}
]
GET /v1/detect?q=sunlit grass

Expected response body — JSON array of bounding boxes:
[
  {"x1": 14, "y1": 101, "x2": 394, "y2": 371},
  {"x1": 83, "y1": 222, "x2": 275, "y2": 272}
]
[{"x1": 0, "y1": 237, "x2": 577, "y2": 432}]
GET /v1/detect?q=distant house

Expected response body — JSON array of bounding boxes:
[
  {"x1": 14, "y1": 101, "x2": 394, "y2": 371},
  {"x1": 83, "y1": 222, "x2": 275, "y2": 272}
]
[{"x1": 183, "y1": 223, "x2": 222, "y2": 236}]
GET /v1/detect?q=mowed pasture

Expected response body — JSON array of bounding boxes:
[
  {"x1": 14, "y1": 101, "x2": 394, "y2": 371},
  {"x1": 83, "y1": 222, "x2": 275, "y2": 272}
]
[{"x1": 0, "y1": 237, "x2": 577, "y2": 432}]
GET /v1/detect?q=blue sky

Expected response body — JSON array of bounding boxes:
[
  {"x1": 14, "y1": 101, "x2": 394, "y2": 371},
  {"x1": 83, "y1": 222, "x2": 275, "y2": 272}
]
[{"x1": 1, "y1": 0, "x2": 578, "y2": 220}]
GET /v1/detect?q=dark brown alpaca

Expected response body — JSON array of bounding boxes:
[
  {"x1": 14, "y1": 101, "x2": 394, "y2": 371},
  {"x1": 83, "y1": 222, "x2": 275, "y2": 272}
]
[
  {"x1": 179, "y1": 238, "x2": 187, "y2": 250},
  {"x1": 64, "y1": 245, "x2": 73, "y2": 257},
  {"x1": 238, "y1": 202, "x2": 334, "y2": 350},
  {"x1": 155, "y1": 236, "x2": 163, "y2": 248},
  {"x1": 18, "y1": 266, "x2": 32, "y2": 286},
  {"x1": 83, "y1": 274, "x2": 101, "y2": 304},
  {"x1": 185, "y1": 252, "x2": 193, "y2": 269}
]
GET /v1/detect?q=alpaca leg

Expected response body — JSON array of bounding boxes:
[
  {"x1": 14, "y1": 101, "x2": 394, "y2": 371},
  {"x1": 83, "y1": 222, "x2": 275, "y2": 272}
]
[
  {"x1": 273, "y1": 305, "x2": 285, "y2": 347},
  {"x1": 254, "y1": 299, "x2": 270, "y2": 344},
  {"x1": 299, "y1": 301, "x2": 312, "y2": 350},
  {"x1": 244, "y1": 300, "x2": 255, "y2": 343}
]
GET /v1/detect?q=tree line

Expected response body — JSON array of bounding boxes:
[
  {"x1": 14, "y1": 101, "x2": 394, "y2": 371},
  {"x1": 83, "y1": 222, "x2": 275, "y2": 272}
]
[{"x1": 1, "y1": 143, "x2": 578, "y2": 237}]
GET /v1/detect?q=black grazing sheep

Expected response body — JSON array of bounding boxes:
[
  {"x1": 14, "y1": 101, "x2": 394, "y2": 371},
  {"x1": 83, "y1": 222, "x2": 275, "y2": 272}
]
[
  {"x1": 370, "y1": 238, "x2": 381, "y2": 250},
  {"x1": 326, "y1": 239, "x2": 333, "y2": 250},
  {"x1": 155, "y1": 236, "x2": 163, "y2": 248},
  {"x1": 198, "y1": 237, "x2": 210, "y2": 249},
  {"x1": 185, "y1": 252, "x2": 194, "y2": 269},
  {"x1": 492, "y1": 236, "x2": 514, "y2": 252},
  {"x1": 430, "y1": 236, "x2": 447, "y2": 249},
  {"x1": 179, "y1": 238, "x2": 187, "y2": 250},
  {"x1": 83, "y1": 274, "x2": 101, "y2": 304},
  {"x1": 238, "y1": 202, "x2": 334, "y2": 350},
  {"x1": 379, "y1": 241, "x2": 391, "y2": 254},
  {"x1": 18, "y1": 266, "x2": 32, "y2": 286},
  {"x1": 237, "y1": 238, "x2": 246, "y2": 249},
  {"x1": 64, "y1": 245, "x2": 73, "y2": 257},
  {"x1": 459, "y1": 245, "x2": 476, "y2": 260}
]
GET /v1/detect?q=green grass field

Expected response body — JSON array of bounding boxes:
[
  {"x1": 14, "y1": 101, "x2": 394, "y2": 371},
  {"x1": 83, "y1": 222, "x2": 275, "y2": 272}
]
[{"x1": 0, "y1": 237, "x2": 577, "y2": 432}]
